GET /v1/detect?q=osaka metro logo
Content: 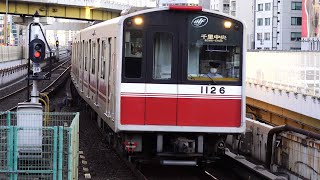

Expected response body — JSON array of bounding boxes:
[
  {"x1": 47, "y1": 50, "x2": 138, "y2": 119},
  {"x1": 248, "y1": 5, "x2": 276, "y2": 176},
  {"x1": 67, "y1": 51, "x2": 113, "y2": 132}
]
[{"x1": 191, "y1": 16, "x2": 208, "y2": 28}]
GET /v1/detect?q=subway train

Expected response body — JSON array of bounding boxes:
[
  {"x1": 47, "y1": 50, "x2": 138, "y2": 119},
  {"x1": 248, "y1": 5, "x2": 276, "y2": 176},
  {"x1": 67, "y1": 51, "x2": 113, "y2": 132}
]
[{"x1": 70, "y1": 5, "x2": 246, "y2": 165}]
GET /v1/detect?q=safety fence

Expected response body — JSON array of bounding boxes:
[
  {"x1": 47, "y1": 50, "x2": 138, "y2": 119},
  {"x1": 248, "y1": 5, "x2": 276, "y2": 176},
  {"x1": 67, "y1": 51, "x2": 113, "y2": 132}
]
[
  {"x1": 246, "y1": 51, "x2": 320, "y2": 97},
  {"x1": 0, "y1": 112, "x2": 79, "y2": 180},
  {"x1": 0, "y1": 46, "x2": 23, "y2": 63}
]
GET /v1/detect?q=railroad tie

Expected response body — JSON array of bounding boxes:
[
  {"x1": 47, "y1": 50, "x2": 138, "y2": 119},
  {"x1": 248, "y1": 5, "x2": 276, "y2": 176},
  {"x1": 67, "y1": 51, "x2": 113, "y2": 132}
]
[{"x1": 80, "y1": 150, "x2": 91, "y2": 179}]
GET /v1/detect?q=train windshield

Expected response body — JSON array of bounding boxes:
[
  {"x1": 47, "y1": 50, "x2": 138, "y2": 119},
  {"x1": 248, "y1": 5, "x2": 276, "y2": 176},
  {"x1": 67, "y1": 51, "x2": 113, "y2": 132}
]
[{"x1": 187, "y1": 15, "x2": 242, "y2": 82}]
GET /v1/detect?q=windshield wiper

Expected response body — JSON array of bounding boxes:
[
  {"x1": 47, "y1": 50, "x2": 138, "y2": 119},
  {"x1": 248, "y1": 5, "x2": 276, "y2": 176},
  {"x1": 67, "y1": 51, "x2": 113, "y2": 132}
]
[{"x1": 206, "y1": 74, "x2": 217, "y2": 85}]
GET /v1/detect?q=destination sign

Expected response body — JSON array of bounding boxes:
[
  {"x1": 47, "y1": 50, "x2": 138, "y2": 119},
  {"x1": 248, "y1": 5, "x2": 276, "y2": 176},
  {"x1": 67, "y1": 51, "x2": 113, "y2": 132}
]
[{"x1": 200, "y1": 34, "x2": 227, "y2": 43}]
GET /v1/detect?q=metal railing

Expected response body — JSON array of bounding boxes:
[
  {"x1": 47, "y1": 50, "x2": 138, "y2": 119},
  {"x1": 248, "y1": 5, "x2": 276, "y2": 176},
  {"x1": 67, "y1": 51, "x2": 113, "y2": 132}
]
[
  {"x1": 246, "y1": 51, "x2": 320, "y2": 97},
  {"x1": 0, "y1": 111, "x2": 79, "y2": 180}
]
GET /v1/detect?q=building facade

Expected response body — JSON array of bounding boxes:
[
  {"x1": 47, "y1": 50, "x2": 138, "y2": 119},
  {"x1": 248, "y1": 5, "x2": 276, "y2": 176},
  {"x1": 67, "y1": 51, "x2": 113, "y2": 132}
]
[
  {"x1": 255, "y1": 0, "x2": 302, "y2": 50},
  {"x1": 158, "y1": 0, "x2": 200, "y2": 6},
  {"x1": 205, "y1": 0, "x2": 236, "y2": 16},
  {"x1": 301, "y1": 0, "x2": 320, "y2": 51},
  {"x1": 203, "y1": 0, "x2": 255, "y2": 49},
  {"x1": 0, "y1": 15, "x2": 20, "y2": 46}
]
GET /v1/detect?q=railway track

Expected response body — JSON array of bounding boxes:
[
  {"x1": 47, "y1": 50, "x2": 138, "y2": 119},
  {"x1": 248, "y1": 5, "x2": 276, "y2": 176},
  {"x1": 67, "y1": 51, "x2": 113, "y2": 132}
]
[
  {"x1": 0, "y1": 53, "x2": 69, "y2": 99},
  {"x1": 74, "y1": 105, "x2": 238, "y2": 180},
  {"x1": 0, "y1": 56, "x2": 71, "y2": 111}
]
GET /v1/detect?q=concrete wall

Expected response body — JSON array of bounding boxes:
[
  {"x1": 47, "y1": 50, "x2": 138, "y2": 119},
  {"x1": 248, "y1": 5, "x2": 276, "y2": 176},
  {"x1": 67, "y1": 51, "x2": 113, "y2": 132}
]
[
  {"x1": 227, "y1": 119, "x2": 320, "y2": 180},
  {"x1": 246, "y1": 51, "x2": 320, "y2": 120},
  {"x1": 247, "y1": 51, "x2": 320, "y2": 97},
  {"x1": 0, "y1": 65, "x2": 28, "y2": 88},
  {"x1": 273, "y1": 132, "x2": 320, "y2": 180}
]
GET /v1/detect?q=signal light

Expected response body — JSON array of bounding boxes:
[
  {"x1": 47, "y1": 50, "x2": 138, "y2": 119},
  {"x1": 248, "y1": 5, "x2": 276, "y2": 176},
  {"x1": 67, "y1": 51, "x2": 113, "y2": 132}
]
[
  {"x1": 34, "y1": 51, "x2": 41, "y2": 58},
  {"x1": 35, "y1": 44, "x2": 41, "y2": 50}
]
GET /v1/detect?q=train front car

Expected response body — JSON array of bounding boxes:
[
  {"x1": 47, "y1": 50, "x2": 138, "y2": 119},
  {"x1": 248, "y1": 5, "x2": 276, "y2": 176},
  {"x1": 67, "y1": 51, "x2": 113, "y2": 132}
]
[{"x1": 118, "y1": 6, "x2": 245, "y2": 164}]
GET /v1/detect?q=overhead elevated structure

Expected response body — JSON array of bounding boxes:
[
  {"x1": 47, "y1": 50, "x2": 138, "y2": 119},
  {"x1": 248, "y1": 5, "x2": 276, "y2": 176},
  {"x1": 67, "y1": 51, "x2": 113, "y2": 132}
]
[
  {"x1": 246, "y1": 50, "x2": 320, "y2": 133},
  {"x1": 0, "y1": 0, "x2": 130, "y2": 21}
]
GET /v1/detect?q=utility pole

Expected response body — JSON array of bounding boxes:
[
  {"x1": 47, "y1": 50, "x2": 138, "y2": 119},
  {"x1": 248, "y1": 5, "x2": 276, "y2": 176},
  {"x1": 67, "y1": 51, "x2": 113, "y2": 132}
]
[{"x1": 4, "y1": 0, "x2": 8, "y2": 45}]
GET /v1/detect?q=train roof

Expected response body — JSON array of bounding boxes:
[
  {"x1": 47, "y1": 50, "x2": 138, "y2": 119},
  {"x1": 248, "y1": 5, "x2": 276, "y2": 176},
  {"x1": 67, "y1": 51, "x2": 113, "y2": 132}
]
[{"x1": 75, "y1": 6, "x2": 246, "y2": 40}]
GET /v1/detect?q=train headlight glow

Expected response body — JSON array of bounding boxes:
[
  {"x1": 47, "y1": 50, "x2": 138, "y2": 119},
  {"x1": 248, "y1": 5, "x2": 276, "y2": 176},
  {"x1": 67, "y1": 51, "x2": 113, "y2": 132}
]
[
  {"x1": 224, "y1": 21, "x2": 232, "y2": 29},
  {"x1": 134, "y1": 17, "x2": 143, "y2": 25}
]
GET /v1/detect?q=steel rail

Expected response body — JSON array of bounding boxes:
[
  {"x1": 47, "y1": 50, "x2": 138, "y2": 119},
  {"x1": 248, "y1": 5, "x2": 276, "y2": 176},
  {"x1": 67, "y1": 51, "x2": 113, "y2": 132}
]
[
  {"x1": 0, "y1": 57, "x2": 70, "y2": 102},
  {"x1": 7, "y1": 65, "x2": 70, "y2": 112}
]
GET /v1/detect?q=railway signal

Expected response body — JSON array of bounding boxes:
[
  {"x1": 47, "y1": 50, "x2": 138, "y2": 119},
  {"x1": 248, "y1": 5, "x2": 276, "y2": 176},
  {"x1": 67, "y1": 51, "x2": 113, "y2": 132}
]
[
  {"x1": 29, "y1": 38, "x2": 46, "y2": 63},
  {"x1": 56, "y1": 40, "x2": 59, "y2": 48}
]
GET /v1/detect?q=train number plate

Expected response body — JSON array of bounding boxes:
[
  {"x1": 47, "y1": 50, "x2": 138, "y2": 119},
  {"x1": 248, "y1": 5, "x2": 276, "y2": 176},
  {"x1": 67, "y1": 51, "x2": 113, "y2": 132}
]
[{"x1": 200, "y1": 86, "x2": 225, "y2": 94}]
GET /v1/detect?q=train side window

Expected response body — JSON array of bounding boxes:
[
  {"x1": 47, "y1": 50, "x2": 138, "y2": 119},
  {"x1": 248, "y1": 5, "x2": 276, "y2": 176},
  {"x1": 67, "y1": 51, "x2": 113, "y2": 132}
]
[
  {"x1": 80, "y1": 41, "x2": 84, "y2": 69},
  {"x1": 76, "y1": 43, "x2": 78, "y2": 65},
  {"x1": 85, "y1": 41, "x2": 88, "y2": 71},
  {"x1": 76, "y1": 41, "x2": 82, "y2": 69},
  {"x1": 101, "y1": 41, "x2": 106, "y2": 79},
  {"x1": 92, "y1": 42, "x2": 96, "y2": 74},
  {"x1": 97, "y1": 39, "x2": 100, "y2": 76},
  {"x1": 108, "y1": 37, "x2": 112, "y2": 80},
  {"x1": 124, "y1": 30, "x2": 143, "y2": 78},
  {"x1": 153, "y1": 32, "x2": 173, "y2": 80}
]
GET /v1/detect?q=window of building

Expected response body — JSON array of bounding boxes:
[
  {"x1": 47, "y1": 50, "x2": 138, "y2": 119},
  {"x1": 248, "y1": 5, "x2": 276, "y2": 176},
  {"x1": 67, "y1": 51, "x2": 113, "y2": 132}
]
[
  {"x1": 290, "y1": 47, "x2": 301, "y2": 50},
  {"x1": 257, "y1": 18, "x2": 263, "y2": 26},
  {"x1": 231, "y1": 1, "x2": 236, "y2": 10},
  {"x1": 291, "y1": 32, "x2": 301, "y2": 41},
  {"x1": 265, "y1": 18, "x2": 270, "y2": 26},
  {"x1": 264, "y1": 33, "x2": 270, "y2": 40},
  {"x1": 291, "y1": 2, "x2": 302, "y2": 10},
  {"x1": 265, "y1": 3, "x2": 271, "y2": 11},
  {"x1": 291, "y1": 17, "x2": 302, "y2": 25},
  {"x1": 258, "y1": 4, "x2": 263, "y2": 11},
  {"x1": 223, "y1": 4, "x2": 230, "y2": 13},
  {"x1": 257, "y1": 33, "x2": 262, "y2": 40}
]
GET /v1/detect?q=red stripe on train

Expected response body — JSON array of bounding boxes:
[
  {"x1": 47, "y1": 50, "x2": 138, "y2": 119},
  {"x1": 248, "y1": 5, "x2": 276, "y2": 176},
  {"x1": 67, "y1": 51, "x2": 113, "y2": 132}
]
[{"x1": 120, "y1": 96, "x2": 241, "y2": 127}]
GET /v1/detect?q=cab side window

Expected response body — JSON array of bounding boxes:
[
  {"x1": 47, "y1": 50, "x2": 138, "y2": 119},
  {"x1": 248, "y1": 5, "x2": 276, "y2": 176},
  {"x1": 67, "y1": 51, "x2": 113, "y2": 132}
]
[{"x1": 124, "y1": 30, "x2": 143, "y2": 78}]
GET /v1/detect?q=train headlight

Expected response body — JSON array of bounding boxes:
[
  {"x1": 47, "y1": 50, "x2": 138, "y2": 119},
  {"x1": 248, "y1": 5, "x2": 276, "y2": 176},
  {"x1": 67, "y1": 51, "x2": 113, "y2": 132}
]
[
  {"x1": 224, "y1": 21, "x2": 232, "y2": 29},
  {"x1": 134, "y1": 17, "x2": 143, "y2": 25}
]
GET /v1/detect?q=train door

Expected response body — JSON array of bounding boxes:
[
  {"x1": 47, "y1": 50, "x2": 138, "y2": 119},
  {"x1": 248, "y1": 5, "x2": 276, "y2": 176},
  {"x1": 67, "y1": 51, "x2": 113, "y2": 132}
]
[
  {"x1": 110, "y1": 37, "x2": 117, "y2": 120},
  {"x1": 145, "y1": 27, "x2": 179, "y2": 125},
  {"x1": 98, "y1": 40, "x2": 107, "y2": 109}
]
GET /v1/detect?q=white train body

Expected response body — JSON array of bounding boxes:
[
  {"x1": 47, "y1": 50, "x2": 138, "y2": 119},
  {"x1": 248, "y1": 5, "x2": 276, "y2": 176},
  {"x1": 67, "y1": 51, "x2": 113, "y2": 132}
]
[{"x1": 71, "y1": 6, "x2": 246, "y2": 162}]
